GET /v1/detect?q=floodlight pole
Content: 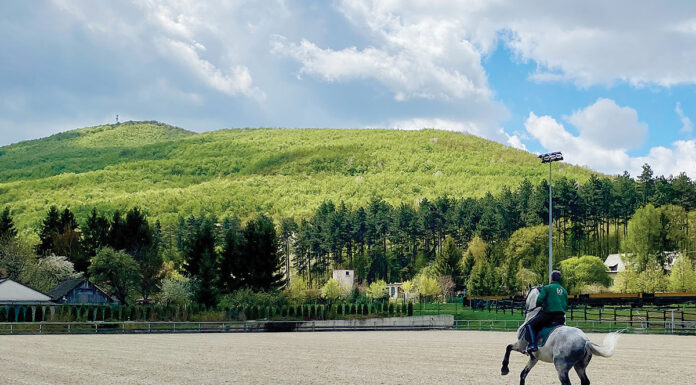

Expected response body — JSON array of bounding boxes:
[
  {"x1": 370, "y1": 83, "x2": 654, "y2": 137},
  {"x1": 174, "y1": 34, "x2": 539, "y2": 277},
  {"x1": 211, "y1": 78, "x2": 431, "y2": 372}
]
[
  {"x1": 548, "y1": 161, "x2": 553, "y2": 284},
  {"x1": 539, "y1": 152, "x2": 563, "y2": 284}
]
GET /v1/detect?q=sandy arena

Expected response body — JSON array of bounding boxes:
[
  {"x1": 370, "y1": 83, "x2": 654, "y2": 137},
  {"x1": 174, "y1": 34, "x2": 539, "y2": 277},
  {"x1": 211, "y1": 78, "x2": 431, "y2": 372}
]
[{"x1": 0, "y1": 330, "x2": 694, "y2": 384}]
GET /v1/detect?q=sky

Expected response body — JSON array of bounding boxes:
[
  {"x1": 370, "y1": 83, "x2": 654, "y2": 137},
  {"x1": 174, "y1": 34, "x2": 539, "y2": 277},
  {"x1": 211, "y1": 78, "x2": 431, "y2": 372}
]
[{"x1": 1, "y1": 0, "x2": 696, "y2": 177}]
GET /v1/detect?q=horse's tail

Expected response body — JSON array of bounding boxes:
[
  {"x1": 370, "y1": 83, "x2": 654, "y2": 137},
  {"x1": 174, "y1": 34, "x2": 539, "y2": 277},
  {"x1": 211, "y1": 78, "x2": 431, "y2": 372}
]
[{"x1": 587, "y1": 332, "x2": 621, "y2": 358}]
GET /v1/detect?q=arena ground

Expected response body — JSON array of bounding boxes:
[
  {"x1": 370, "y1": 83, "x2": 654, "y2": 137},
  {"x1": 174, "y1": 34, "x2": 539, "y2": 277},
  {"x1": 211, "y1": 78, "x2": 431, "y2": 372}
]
[{"x1": 0, "y1": 330, "x2": 694, "y2": 384}]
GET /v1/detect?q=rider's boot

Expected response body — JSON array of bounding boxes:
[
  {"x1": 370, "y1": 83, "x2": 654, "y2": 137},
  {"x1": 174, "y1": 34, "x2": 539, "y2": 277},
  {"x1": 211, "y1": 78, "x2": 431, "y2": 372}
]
[{"x1": 525, "y1": 341, "x2": 538, "y2": 353}]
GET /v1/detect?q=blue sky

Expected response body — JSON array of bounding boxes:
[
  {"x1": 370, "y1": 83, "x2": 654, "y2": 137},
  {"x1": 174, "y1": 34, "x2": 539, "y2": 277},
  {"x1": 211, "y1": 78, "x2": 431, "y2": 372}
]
[{"x1": 1, "y1": 1, "x2": 695, "y2": 177}]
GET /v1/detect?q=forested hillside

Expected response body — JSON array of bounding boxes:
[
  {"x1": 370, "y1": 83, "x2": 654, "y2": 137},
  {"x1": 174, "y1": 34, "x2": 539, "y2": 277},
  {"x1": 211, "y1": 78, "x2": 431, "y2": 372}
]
[{"x1": 0, "y1": 121, "x2": 594, "y2": 233}]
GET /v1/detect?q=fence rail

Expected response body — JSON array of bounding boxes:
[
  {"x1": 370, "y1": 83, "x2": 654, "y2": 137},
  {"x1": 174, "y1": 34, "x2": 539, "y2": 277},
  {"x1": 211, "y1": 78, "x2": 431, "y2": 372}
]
[
  {"x1": 0, "y1": 319, "x2": 447, "y2": 335},
  {"x1": 452, "y1": 319, "x2": 696, "y2": 334},
  {"x1": 3, "y1": 318, "x2": 696, "y2": 335}
]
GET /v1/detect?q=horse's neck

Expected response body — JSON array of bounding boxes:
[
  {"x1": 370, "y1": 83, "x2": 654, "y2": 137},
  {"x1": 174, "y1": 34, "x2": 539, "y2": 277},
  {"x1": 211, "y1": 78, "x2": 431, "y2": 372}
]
[{"x1": 524, "y1": 308, "x2": 540, "y2": 323}]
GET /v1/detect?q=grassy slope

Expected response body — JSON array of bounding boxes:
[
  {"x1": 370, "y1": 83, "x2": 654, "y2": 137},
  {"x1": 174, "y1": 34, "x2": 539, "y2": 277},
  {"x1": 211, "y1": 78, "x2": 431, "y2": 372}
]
[{"x1": 0, "y1": 122, "x2": 596, "y2": 233}]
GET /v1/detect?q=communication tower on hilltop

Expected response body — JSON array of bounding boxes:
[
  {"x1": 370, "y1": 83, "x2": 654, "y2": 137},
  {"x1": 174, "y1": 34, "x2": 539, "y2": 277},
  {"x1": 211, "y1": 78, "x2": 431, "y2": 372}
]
[{"x1": 116, "y1": 114, "x2": 119, "y2": 124}]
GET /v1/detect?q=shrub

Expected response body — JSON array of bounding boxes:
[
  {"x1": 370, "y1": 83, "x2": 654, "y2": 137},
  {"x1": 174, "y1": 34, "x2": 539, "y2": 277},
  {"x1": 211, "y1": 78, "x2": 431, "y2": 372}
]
[
  {"x1": 389, "y1": 303, "x2": 394, "y2": 314},
  {"x1": 362, "y1": 304, "x2": 368, "y2": 316},
  {"x1": 408, "y1": 302, "x2": 413, "y2": 316}
]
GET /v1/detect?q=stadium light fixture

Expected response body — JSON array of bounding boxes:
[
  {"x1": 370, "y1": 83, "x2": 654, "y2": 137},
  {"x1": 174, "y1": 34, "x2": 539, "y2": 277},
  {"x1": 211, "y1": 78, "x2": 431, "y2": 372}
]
[{"x1": 538, "y1": 152, "x2": 563, "y2": 283}]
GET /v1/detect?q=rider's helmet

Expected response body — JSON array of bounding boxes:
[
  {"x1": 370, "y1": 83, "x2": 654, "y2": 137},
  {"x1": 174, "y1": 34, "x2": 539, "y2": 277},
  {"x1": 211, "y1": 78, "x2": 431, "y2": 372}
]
[{"x1": 551, "y1": 270, "x2": 562, "y2": 282}]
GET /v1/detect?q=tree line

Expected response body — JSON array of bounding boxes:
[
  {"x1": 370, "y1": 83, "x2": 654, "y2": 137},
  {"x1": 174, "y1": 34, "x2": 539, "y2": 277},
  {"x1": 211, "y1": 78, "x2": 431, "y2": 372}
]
[{"x1": 1, "y1": 163, "x2": 696, "y2": 304}]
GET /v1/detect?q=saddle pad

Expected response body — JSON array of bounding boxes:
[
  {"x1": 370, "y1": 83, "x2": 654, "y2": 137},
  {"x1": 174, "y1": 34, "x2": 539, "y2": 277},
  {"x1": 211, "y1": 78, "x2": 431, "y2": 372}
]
[{"x1": 537, "y1": 325, "x2": 563, "y2": 348}]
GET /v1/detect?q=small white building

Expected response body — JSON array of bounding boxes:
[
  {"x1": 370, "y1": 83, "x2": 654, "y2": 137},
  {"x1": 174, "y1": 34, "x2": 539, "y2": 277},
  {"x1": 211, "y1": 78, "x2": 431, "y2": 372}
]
[
  {"x1": 385, "y1": 283, "x2": 403, "y2": 300},
  {"x1": 604, "y1": 254, "x2": 627, "y2": 277},
  {"x1": 332, "y1": 270, "x2": 354, "y2": 291},
  {"x1": 604, "y1": 252, "x2": 681, "y2": 279},
  {"x1": 0, "y1": 278, "x2": 52, "y2": 304}
]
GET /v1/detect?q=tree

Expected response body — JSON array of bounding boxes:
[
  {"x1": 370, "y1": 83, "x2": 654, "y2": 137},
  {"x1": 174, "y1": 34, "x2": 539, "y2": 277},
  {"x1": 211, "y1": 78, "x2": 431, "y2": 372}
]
[
  {"x1": 558, "y1": 256, "x2": 611, "y2": 294},
  {"x1": 241, "y1": 214, "x2": 284, "y2": 291},
  {"x1": 366, "y1": 279, "x2": 387, "y2": 300},
  {"x1": 401, "y1": 280, "x2": 417, "y2": 300},
  {"x1": 107, "y1": 210, "x2": 128, "y2": 251},
  {"x1": 321, "y1": 278, "x2": 347, "y2": 302},
  {"x1": 219, "y1": 217, "x2": 245, "y2": 293},
  {"x1": 19, "y1": 255, "x2": 81, "y2": 293},
  {"x1": 623, "y1": 204, "x2": 662, "y2": 272},
  {"x1": 0, "y1": 238, "x2": 33, "y2": 280},
  {"x1": 416, "y1": 274, "x2": 441, "y2": 300},
  {"x1": 286, "y1": 275, "x2": 309, "y2": 305},
  {"x1": 0, "y1": 207, "x2": 17, "y2": 241},
  {"x1": 435, "y1": 236, "x2": 464, "y2": 288},
  {"x1": 89, "y1": 247, "x2": 140, "y2": 304},
  {"x1": 505, "y1": 225, "x2": 548, "y2": 278},
  {"x1": 81, "y1": 208, "x2": 109, "y2": 259},
  {"x1": 36, "y1": 206, "x2": 61, "y2": 256},
  {"x1": 668, "y1": 257, "x2": 696, "y2": 292},
  {"x1": 279, "y1": 217, "x2": 298, "y2": 286},
  {"x1": 436, "y1": 275, "x2": 455, "y2": 299},
  {"x1": 182, "y1": 218, "x2": 219, "y2": 307},
  {"x1": 515, "y1": 267, "x2": 538, "y2": 292},
  {"x1": 158, "y1": 277, "x2": 192, "y2": 306}
]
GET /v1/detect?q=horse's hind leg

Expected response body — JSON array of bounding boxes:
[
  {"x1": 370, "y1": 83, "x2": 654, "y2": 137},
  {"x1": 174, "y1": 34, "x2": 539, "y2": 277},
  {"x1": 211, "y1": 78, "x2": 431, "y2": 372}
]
[
  {"x1": 554, "y1": 358, "x2": 573, "y2": 385},
  {"x1": 574, "y1": 353, "x2": 592, "y2": 385}
]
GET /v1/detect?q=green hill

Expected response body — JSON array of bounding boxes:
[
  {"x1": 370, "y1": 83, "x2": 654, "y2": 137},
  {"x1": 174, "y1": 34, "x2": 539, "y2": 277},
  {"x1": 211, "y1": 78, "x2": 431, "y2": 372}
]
[{"x1": 0, "y1": 121, "x2": 596, "y2": 233}]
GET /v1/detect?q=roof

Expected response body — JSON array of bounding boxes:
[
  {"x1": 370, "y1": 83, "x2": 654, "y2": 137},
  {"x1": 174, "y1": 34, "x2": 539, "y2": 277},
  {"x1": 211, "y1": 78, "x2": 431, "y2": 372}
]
[
  {"x1": 46, "y1": 278, "x2": 86, "y2": 300},
  {"x1": 47, "y1": 278, "x2": 115, "y2": 303},
  {"x1": 604, "y1": 254, "x2": 627, "y2": 273},
  {"x1": 0, "y1": 278, "x2": 52, "y2": 303}
]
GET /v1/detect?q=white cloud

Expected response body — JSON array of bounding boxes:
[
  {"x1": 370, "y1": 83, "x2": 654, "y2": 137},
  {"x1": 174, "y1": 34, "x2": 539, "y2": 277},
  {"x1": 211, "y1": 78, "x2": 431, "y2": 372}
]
[
  {"x1": 325, "y1": 1, "x2": 696, "y2": 88},
  {"x1": 52, "y1": 0, "x2": 267, "y2": 100},
  {"x1": 676, "y1": 102, "x2": 693, "y2": 134},
  {"x1": 159, "y1": 39, "x2": 264, "y2": 100},
  {"x1": 526, "y1": 110, "x2": 696, "y2": 178},
  {"x1": 567, "y1": 98, "x2": 647, "y2": 150},
  {"x1": 272, "y1": 22, "x2": 490, "y2": 102}
]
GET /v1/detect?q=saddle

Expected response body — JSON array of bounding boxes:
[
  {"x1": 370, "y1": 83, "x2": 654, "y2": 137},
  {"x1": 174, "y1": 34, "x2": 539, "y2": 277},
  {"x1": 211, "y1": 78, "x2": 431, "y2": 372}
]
[{"x1": 536, "y1": 324, "x2": 563, "y2": 348}]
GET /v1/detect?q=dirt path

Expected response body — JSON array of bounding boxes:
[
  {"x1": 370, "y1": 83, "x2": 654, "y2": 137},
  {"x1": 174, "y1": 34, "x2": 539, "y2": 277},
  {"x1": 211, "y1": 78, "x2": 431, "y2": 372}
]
[{"x1": 0, "y1": 331, "x2": 693, "y2": 384}]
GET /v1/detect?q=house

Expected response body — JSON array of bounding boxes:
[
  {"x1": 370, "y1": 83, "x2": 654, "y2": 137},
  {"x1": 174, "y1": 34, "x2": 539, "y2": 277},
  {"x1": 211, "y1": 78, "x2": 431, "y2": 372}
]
[
  {"x1": 47, "y1": 278, "x2": 117, "y2": 305},
  {"x1": 0, "y1": 278, "x2": 53, "y2": 304},
  {"x1": 385, "y1": 282, "x2": 403, "y2": 300},
  {"x1": 332, "y1": 270, "x2": 355, "y2": 291},
  {"x1": 604, "y1": 254, "x2": 627, "y2": 278},
  {"x1": 604, "y1": 252, "x2": 681, "y2": 279}
]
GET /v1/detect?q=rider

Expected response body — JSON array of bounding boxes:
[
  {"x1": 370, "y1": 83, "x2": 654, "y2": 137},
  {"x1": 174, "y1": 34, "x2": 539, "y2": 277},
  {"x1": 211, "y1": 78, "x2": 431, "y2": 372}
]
[{"x1": 525, "y1": 270, "x2": 568, "y2": 353}]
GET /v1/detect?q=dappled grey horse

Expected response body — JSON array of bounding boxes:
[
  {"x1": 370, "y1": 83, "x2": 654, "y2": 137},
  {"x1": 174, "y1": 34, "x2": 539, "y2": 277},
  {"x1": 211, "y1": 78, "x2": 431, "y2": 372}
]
[{"x1": 500, "y1": 286, "x2": 620, "y2": 385}]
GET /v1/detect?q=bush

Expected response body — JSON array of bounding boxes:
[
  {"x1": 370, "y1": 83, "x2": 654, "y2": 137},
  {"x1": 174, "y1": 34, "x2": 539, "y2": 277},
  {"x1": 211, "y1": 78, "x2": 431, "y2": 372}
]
[
  {"x1": 408, "y1": 302, "x2": 413, "y2": 316},
  {"x1": 389, "y1": 303, "x2": 394, "y2": 314}
]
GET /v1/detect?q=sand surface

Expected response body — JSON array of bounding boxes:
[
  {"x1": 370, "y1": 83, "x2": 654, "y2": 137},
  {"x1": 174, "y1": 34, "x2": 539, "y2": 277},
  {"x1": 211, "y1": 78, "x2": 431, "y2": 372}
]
[{"x1": 0, "y1": 330, "x2": 694, "y2": 384}]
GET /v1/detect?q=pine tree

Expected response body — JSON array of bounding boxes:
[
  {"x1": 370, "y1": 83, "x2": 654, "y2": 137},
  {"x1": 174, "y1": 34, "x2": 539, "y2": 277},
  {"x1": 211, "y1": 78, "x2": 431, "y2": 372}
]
[
  {"x1": 36, "y1": 206, "x2": 61, "y2": 256},
  {"x1": 182, "y1": 217, "x2": 219, "y2": 306},
  {"x1": 81, "y1": 208, "x2": 110, "y2": 259},
  {"x1": 279, "y1": 217, "x2": 298, "y2": 286},
  {"x1": 0, "y1": 207, "x2": 17, "y2": 241},
  {"x1": 219, "y1": 217, "x2": 245, "y2": 292},
  {"x1": 242, "y1": 214, "x2": 284, "y2": 291},
  {"x1": 435, "y1": 236, "x2": 464, "y2": 288},
  {"x1": 108, "y1": 210, "x2": 127, "y2": 251}
]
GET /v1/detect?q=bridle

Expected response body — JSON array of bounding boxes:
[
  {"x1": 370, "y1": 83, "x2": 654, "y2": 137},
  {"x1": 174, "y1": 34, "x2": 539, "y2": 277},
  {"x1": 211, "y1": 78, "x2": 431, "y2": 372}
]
[{"x1": 523, "y1": 287, "x2": 542, "y2": 316}]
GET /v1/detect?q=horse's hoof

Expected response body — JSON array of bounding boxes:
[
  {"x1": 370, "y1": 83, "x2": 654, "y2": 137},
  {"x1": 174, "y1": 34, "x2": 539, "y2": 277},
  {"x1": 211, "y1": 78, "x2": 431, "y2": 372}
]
[{"x1": 501, "y1": 367, "x2": 509, "y2": 376}]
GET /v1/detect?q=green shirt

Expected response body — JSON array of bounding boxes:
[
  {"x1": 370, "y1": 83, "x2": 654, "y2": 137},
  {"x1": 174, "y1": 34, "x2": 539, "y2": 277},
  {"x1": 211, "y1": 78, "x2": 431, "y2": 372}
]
[{"x1": 536, "y1": 281, "x2": 568, "y2": 313}]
